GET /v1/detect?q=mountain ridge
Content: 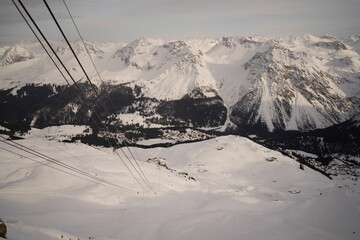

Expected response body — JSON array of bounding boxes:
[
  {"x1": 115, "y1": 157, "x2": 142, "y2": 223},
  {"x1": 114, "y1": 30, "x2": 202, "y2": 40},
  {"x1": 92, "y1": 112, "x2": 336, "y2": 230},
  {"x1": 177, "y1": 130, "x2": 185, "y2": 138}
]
[{"x1": 0, "y1": 34, "x2": 359, "y2": 132}]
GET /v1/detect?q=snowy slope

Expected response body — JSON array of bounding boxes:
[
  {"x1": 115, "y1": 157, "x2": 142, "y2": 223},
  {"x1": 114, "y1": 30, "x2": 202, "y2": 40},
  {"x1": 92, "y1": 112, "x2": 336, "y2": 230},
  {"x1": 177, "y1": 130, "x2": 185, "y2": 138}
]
[
  {"x1": 111, "y1": 37, "x2": 218, "y2": 99},
  {"x1": 0, "y1": 35, "x2": 359, "y2": 131},
  {"x1": 0, "y1": 134, "x2": 359, "y2": 240},
  {"x1": 207, "y1": 35, "x2": 359, "y2": 131}
]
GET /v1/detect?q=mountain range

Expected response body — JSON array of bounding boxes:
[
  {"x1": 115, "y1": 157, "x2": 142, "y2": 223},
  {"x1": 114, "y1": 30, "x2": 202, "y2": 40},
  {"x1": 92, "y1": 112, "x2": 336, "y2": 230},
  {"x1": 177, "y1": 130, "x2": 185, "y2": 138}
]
[
  {"x1": 1, "y1": 34, "x2": 360, "y2": 240},
  {"x1": 1, "y1": 34, "x2": 359, "y2": 134}
]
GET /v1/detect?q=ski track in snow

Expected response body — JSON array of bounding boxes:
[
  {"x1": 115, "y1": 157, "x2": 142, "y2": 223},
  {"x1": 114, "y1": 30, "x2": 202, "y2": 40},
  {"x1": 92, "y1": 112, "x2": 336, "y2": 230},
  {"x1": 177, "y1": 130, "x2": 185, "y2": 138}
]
[{"x1": 0, "y1": 134, "x2": 359, "y2": 240}]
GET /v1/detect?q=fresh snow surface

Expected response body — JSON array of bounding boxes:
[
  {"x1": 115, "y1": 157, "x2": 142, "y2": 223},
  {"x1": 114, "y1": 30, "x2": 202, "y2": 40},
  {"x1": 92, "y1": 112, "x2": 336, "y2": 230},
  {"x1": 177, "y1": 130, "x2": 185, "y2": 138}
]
[{"x1": 1, "y1": 135, "x2": 359, "y2": 240}]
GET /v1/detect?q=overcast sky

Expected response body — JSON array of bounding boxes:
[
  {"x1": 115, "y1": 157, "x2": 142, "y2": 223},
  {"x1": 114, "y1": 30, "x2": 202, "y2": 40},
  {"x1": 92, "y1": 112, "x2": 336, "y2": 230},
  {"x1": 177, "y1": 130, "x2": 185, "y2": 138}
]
[{"x1": 1, "y1": 0, "x2": 359, "y2": 43}]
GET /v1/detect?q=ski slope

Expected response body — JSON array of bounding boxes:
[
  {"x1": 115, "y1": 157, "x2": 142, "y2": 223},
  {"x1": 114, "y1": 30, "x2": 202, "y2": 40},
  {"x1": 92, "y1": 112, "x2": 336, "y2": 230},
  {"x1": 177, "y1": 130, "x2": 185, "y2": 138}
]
[{"x1": 0, "y1": 133, "x2": 359, "y2": 240}]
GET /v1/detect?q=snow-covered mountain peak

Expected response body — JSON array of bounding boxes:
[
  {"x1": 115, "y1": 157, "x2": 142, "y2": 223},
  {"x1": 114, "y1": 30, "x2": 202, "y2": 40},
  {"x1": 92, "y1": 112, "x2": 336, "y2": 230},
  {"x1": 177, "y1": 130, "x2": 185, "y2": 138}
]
[
  {"x1": 244, "y1": 44, "x2": 302, "y2": 70},
  {"x1": 300, "y1": 34, "x2": 349, "y2": 51},
  {"x1": 314, "y1": 40, "x2": 348, "y2": 51},
  {"x1": 111, "y1": 38, "x2": 201, "y2": 73},
  {"x1": 102, "y1": 37, "x2": 218, "y2": 100},
  {"x1": 0, "y1": 46, "x2": 9, "y2": 59},
  {"x1": 136, "y1": 44, "x2": 218, "y2": 100},
  {"x1": 75, "y1": 42, "x2": 104, "y2": 55},
  {"x1": 113, "y1": 37, "x2": 164, "y2": 59},
  {"x1": 163, "y1": 40, "x2": 188, "y2": 54},
  {"x1": 182, "y1": 37, "x2": 219, "y2": 54},
  {"x1": 231, "y1": 40, "x2": 355, "y2": 131},
  {"x1": 343, "y1": 35, "x2": 360, "y2": 54},
  {"x1": 111, "y1": 37, "x2": 167, "y2": 71},
  {"x1": 220, "y1": 36, "x2": 263, "y2": 48},
  {"x1": 320, "y1": 34, "x2": 337, "y2": 40},
  {"x1": 206, "y1": 36, "x2": 271, "y2": 64},
  {"x1": 54, "y1": 41, "x2": 104, "y2": 56},
  {"x1": 0, "y1": 34, "x2": 359, "y2": 132},
  {"x1": 220, "y1": 37, "x2": 238, "y2": 48},
  {"x1": 1, "y1": 45, "x2": 34, "y2": 66},
  {"x1": 302, "y1": 33, "x2": 323, "y2": 42}
]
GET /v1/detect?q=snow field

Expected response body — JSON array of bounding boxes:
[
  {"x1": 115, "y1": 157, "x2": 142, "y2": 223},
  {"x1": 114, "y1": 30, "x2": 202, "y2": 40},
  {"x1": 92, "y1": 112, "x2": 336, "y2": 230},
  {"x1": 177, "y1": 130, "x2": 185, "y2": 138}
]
[{"x1": 1, "y1": 135, "x2": 359, "y2": 239}]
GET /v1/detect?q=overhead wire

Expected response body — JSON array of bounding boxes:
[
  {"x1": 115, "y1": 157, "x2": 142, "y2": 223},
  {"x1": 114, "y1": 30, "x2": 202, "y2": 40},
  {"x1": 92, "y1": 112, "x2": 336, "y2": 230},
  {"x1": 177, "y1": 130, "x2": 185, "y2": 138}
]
[
  {"x1": 0, "y1": 137, "x2": 136, "y2": 192},
  {"x1": 61, "y1": 0, "x2": 103, "y2": 90},
  {"x1": 16, "y1": 0, "x2": 79, "y2": 88},
  {"x1": 49, "y1": 0, "x2": 152, "y2": 190},
  {"x1": 45, "y1": 0, "x2": 152, "y2": 189},
  {"x1": 0, "y1": 145, "x2": 101, "y2": 186},
  {"x1": 30, "y1": 132, "x2": 90, "y2": 164},
  {"x1": 0, "y1": 136, "x2": 118, "y2": 188},
  {"x1": 10, "y1": 0, "x2": 70, "y2": 85},
  {"x1": 61, "y1": 0, "x2": 152, "y2": 189},
  {"x1": 43, "y1": 0, "x2": 99, "y2": 98},
  {"x1": 14, "y1": 0, "x2": 150, "y2": 191},
  {"x1": 14, "y1": 0, "x2": 149, "y2": 190}
]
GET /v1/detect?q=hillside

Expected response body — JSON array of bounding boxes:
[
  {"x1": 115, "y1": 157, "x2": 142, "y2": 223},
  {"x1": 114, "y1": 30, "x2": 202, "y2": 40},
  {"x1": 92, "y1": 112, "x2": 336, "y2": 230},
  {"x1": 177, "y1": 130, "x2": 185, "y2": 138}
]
[{"x1": 0, "y1": 133, "x2": 359, "y2": 240}]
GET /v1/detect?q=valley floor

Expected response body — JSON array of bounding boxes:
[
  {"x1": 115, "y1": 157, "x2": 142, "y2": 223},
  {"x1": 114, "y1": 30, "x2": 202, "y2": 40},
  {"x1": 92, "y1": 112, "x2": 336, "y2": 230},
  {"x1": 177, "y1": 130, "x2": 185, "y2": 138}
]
[{"x1": 0, "y1": 135, "x2": 359, "y2": 240}]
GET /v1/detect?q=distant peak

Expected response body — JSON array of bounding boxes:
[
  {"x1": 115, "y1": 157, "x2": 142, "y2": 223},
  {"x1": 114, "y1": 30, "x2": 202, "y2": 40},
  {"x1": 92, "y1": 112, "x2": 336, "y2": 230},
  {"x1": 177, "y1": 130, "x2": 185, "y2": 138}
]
[
  {"x1": 320, "y1": 34, "x2": 337, "y2": 40},
  {"x1": 1, "y1": 45, "x2": 34, "y2": 66}
]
